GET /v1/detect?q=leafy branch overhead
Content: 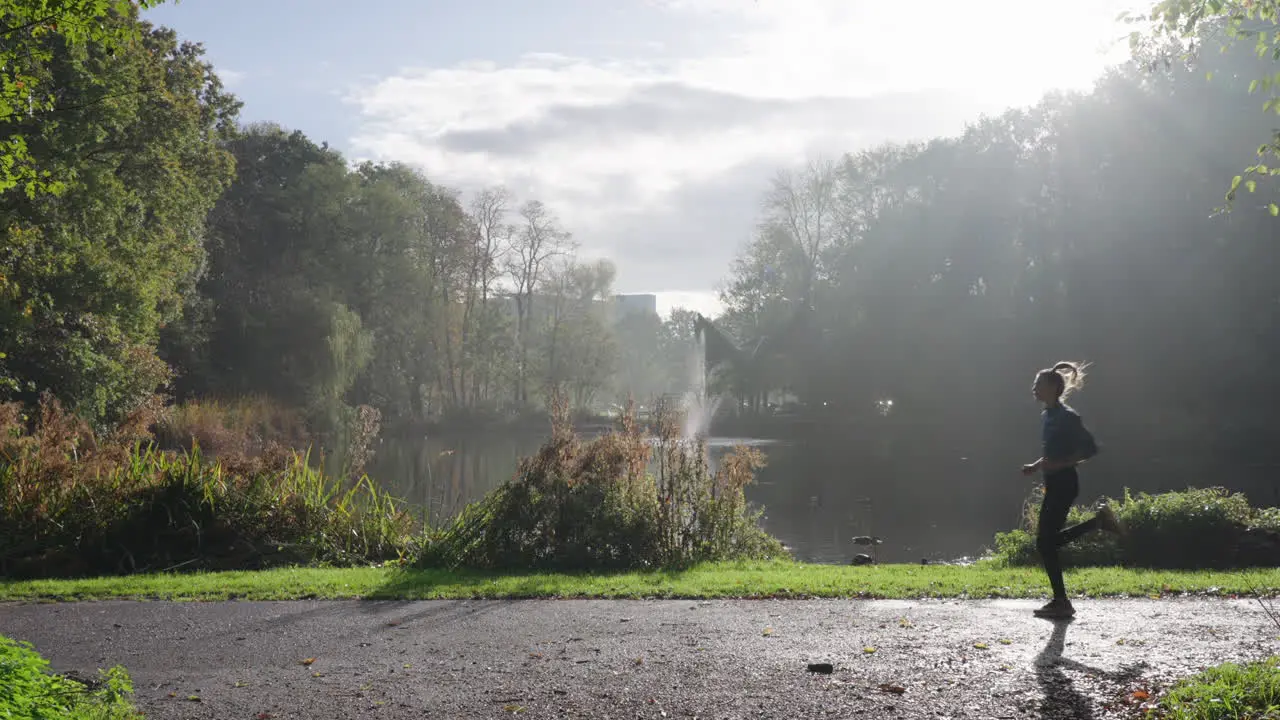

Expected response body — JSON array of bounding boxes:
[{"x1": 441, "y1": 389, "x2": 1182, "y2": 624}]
[
  {"x1": 1128, "y1": 0, "x2": 1280, "y2": 210},
  {"x1": 0, "y1": 0, "x2": 167, "y2": 197}
]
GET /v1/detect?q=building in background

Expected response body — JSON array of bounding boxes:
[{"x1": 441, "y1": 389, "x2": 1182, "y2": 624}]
[{"x1": 610, "y1": 293, "x2": 657, "y2": 322}]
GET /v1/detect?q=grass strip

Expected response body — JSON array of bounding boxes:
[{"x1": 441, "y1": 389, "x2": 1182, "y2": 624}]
[{"x1": 5, "y1": 561, "x2": 1280, "y2": 602}]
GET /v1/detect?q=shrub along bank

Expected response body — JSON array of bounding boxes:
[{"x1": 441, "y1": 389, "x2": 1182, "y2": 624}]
[
  {"x1": 0, "y1": 396, "x2": 410, "y2": 579},
  {"x1": 8, "y1": 390, "x2": 1280, "y2": 584},
  {"x1": 417, "y1": 401, "x2": 785, "y2": 571},
  {"x1": 1, "y1": 396, "x2": 782, "y2": 580},
  {"x1": 994, "y1": 486, "x2": 1280, "y2": 570}
]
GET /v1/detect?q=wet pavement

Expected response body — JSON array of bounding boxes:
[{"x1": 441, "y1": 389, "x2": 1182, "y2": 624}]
[{"x1": 2, "y1": 598, "x2": 1275, "y2": 719}]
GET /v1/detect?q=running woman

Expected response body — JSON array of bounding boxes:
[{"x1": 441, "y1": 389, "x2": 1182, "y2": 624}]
[{"x1": 1021, "y1": 361, "x2": 1122, "y2": 619}]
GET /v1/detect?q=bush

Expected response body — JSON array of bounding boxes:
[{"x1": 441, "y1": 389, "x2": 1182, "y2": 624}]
[
  {"x1": 0, "y1": 396, "x2": 413, "y2": 579},
  {"x1": 993, "y1": 486, "x2": 1280, "y2": 569},
  {"x1": 416, "y1": 398, "x2": 786, "y2": 571},
  {"x1": 1154, "y1": 657, "x2": 1280, "y2": 720},
  {"x1": 0, "y1": 634, "x2": 140, "y2": 720},
  {"x1": 154, "y1": 395, "x2": 309, "y2": 459},
  {"x1": 157, "y1": 395, "x2": 384, "y2": 482}
]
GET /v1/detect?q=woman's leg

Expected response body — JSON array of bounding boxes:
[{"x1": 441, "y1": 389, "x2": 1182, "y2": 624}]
[
  {"x1": 1036, "y1": 472, "x2": 1079, "y2": 600},
  {"x1": 1054, "y1": 470, "x2": 1117, "y2": 546},
  {"x1": 1056, "y1": 514, "x2": 1099, "y2": 547}
]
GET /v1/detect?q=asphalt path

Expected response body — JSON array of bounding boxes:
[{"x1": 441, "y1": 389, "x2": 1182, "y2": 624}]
[{"x1": 3, "y1": 598, "x2": 1276, "y2": 719}]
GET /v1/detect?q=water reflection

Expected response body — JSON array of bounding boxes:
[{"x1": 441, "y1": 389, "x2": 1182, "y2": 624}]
[
  {"x1": 366, "y1": 432, "x2": 1277, "y2": 564},
  {"x1": 368, "y1": 433, "x2": 1000, "y2": 563}
]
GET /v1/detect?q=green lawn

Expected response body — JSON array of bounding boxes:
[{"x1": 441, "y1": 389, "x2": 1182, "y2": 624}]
[
  {"x1": 4, "y1": 561, "x2": 1280, "y2": 602},
  {"x1": 1156, "y1": 657, "x2": 1280, "y2": 719}
]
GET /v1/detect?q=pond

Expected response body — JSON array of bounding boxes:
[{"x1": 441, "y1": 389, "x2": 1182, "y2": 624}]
[{"x1": 366, "y1": 431, "x2": 1280, "y2": 565}]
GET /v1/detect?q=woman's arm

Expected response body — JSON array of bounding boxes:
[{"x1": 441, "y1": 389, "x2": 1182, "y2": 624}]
[{"x1": 1041, "y1": 454, "x2": 1086, "y2": 473}]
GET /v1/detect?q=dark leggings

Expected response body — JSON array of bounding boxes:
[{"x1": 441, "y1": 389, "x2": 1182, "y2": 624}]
[{"x1": 1037, "y1": 468, "x2": 1099, "y2": 600}]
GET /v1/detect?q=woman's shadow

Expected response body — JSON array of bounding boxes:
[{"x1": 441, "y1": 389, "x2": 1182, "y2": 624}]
[{"x1": 1034, "y1": 619, "x2": 1149, "y2": 719}]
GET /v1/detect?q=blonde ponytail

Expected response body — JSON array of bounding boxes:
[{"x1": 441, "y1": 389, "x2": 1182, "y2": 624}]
[{"x1": 1051, "y1": 360, "x2": 1089, "y2": 401}]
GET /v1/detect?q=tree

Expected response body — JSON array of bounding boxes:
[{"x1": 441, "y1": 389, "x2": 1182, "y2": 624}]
[
  {"x1": 1, "y1": 11, "x2": 238, "y2": 423},
  {"x1": 710, "y1": 37, "x2": 1280, "y2": 493},
  {"x1": 506, "y1": 199, "x2": 573, "y2": 409},
  {"x1": 1129, "y1": 0, "x2": 1280, "y2": 209},
  {"x1": 1, "y1": 0, "x2": 168, "y2": 197},
  {"x1": 462, "y1": 186, "x2": 513, "y2": 410},
  {"x1": 345, "y1": 161, "x2": 442, "y2": 424},
  {"x1": 761, "y1": 156, "x2": 841, "y2": 310},
  {"x1": 176, "y1": 125, "x2": 350, "y2": 404},
  {"x1": 537, "y1": 258, "x2": 617, "y2": 409}
]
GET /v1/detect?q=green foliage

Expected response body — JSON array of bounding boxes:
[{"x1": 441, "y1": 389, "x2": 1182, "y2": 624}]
[
  {"x1": 1155, "y1": 657, "x2": 1280, "y2": 720},
  {"x1": 0, "y1": 396, "x2": 412, "y2": 579},
  {"x1": 1130, "y1": 0, "x2": 1280, "y2": 205},
  {"x1": 992, "y1": 487, "x2": 1280, "y2": 569},
  {"x1": 0, "y1": 9, "x2": 238, "y2": 426},
  {"x1": 0, "y1": 0, "x2": 169, "y2": 197},
  {"x1": 177, "y1": 127, "x2": 553, "y2": 429},
  {"x1": 0, "y1": 633, "x2": 139, "y2": 720},
  {"x1": 4, "y1": 9, "x2": 622, "y2": 435},
  {"x1": 417, "y1": 401, "x2": 786, "y2": 571}
]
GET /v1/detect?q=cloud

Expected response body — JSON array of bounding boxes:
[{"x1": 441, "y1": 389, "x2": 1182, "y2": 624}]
[
  {"x1": 343, "y1": 0, "x2": 1141, "y2": 295},
  {"x1": 654, "y1": 291, "x2": 723, "y2": 319},
  {"x1": 217, "y1": 68, "x2": 247, "y2": 87}
]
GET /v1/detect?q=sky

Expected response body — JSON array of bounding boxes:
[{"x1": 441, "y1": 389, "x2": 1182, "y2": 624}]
[{"x1": 144, "y1": 0, "x2": 1144, "y2": 319}]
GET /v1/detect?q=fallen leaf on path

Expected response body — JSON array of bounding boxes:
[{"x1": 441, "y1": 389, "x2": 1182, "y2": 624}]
[
  {"x1": 300, "y1": 657, "x2": 316, "y2": 666},
  {"x1": 1131, "y1": 690, "x2": 1151, "y2": 701},
  {"x1": 863, "y1": 646, "x2": 877, "y2": 654},
  {"x1": 186, "y1": 695, "x2": 201, "y2": 702},
  {"x1": 973, "y1": 642, "x2": 989, "y2": 650},
  {"x1": 166, "y1": 692, "x2": 176, "y2": 698},
  {"x1": 402, "y1": 663, "x2": 412, "y2": 669},
  {"x1": 233, "y1": 681, "x2": 247, "y2": 688},
  {"x1": 502, "y1": 704, "x2": 525, "y2": 714},
  {"x1": 312, "y1": 671, "x2": 323, "y2": 678},
  {"x1": 998, "y1": 638, "x2": 1012, "y2": 645},
  {"x1": 634, "y1": 657, "x2": 644, "y2": 665},
  {"x1": 762, "y1": 626, "x2": 775, "y2": 637},
  {"x1": 898, "y1": 617, "x2": 913, "y2": 628},
  {"x1": 878, "y1": 683, "x2": 906, "y2": 694}
]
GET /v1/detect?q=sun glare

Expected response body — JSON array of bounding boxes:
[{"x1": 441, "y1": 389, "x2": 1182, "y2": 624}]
[{"x1": 685, "y1": 0, "x2": 1150, "y2": 106}]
